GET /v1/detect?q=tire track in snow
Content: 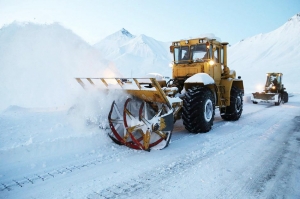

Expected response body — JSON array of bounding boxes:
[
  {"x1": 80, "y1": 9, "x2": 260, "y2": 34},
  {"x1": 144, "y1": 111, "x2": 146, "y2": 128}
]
[
  {"x1": 1, "y1": 102, "x2": 297, "y2": 197},
  {"x1": 160, "y1": 104, "x2": 298, "y2": 199},
  {"x1": 210, "y1": 105, "x2": 300, "y2": 198},
  {"x1": 86, "y1": 124, "x2": 264, "y2": 198},
  {"x1": 0, "y1": 142, "x2": 135, "y2": 192},
  {"x1": 248, "y1": 115, "x2": 300, "y2": 198},
  {"x1": 0, "y1": 116, "x2": 238, "y2": 193}
]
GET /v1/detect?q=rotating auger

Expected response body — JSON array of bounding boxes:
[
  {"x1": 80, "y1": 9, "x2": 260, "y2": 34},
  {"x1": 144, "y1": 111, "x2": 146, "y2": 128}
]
[
  {"x1": 108, "y1": 98, "x2": 173, "y2": 151},
  {"x1": 75, "y1": 77, "x2": 182, "y2": 151}
]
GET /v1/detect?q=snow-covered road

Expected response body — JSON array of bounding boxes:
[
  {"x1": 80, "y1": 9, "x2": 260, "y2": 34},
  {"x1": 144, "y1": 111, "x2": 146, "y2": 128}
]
[{"x1": 1, "y1": 94, "x2": 300, "y2": 199}]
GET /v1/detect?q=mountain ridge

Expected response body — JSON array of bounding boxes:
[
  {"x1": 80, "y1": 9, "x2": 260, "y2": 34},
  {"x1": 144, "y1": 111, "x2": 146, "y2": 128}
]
[
  {"x1": 228, "y1": 13, "x2": 300, "y2": 92},
  {"x1": 0, "y1": 13, "x2": 299, "y2": 111},
  {"x1": 94, "y1": 28, "x2": 172, "y2": 77}
]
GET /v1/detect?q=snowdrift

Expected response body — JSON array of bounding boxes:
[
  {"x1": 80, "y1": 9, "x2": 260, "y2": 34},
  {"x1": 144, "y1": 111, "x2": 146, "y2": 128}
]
[{"x1": 0, "y1": 22, "x2": 121, "y2": 111}]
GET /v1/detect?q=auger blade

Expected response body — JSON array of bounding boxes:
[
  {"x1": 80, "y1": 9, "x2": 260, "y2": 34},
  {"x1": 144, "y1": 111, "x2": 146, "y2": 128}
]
[{"x1": 108, "y1": 98, "x2": 173, "y2": 151}]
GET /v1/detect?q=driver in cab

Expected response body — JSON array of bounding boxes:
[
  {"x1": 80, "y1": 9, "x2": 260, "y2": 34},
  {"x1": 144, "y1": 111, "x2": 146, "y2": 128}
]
[{"x1": 182, "y1": 51, "x2": 189, "y2": 60}]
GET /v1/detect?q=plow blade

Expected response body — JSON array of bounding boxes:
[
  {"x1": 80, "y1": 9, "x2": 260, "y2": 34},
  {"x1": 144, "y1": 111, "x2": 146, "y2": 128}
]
[
  {"x1": 251, "y1": 92, "x2": 279, "y2": 103},
  {"x1": 76, "y1": 77, "x2": 180, "y2": 151}
]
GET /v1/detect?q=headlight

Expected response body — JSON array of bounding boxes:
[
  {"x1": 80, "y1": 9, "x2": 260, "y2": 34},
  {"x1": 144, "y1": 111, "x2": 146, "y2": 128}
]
[
  {"x1": 272, "y1": 86, "x2": 276, "y2": 89},
  {"x1": 256, "y1": 84, "x2": 263, "y2": 91},
  {"x1": 209, "y1": 60, "x2": 215, "y2": 66}
]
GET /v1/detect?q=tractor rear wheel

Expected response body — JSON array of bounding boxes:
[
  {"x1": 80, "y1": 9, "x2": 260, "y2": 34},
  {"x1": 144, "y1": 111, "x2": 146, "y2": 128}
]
[
  {"x1": 182, "y1": 86, "x2": 215, "y2": 133},
  {"x1": 282, "y1": 91, "x2": 288, "y2": 103},
  {"x1": 220, "y1": 86, "x2": 243, "y2": 121}
]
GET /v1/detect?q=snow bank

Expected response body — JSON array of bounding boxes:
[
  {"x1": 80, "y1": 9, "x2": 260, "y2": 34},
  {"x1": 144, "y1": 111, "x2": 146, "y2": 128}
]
[{"x1": 0, "y1": 22, "x2": 121, "y2": 111}]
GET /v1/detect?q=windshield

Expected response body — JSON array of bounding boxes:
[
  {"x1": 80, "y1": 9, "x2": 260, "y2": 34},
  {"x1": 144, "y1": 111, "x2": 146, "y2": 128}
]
[
  {"x1": 174, "y1": 44, "x2": 210, "y2": 63},
  {"x1": 191, "y1": 44, "x2": 208, "y2": 62},
  {"x1": 174, "y1": 46, "x2": 190, "y2": 63},
  {"x1": 266, "y1": 74, "x2": 281, "y2": 88}
]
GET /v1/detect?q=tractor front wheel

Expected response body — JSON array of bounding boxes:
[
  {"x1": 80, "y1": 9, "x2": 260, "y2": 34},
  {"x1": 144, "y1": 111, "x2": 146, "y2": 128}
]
[
  {"x1": 275, "y1": 94, "x2": 281, "y2": 106},
  {"x1": 182, "y1": 86, "x2": 215, "y2": 133}
]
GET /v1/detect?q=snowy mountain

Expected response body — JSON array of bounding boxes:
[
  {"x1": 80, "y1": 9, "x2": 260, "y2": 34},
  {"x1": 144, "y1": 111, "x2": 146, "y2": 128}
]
[
  {"x1": 93, "y1": 28, "x2": 135, "y2": 58},
  {"x1": 0, "y1": 13, "x2": 299, "y2": 112},
  {"x1": 93, "y1": 14, "x2": 300, "y2": 92},
  {"x1": 0, "y1": 22, "x2": 121, "y2": 111},
  {"x1": 228, "y1": 13, "x2": 300, "y2": 93},
  {"x1": 94, "y1": 28, "x2": 172, "y2": 77}
]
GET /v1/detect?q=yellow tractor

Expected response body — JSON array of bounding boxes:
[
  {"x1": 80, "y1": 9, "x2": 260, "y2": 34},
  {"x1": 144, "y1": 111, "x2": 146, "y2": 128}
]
[
  {"x1": 76, "y1": 37, "x2": 244, "y2": 151},
  {"x1": 251, "y1": 73, "x2": 288, "y2": 106}
]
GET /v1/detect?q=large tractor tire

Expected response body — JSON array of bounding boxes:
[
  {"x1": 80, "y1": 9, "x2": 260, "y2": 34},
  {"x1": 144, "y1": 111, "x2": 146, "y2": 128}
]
[
  {"x1": 220, "y1": 86, "x2": 243, "y2": 121},
  {"x1": 182, "y1": 86, "x2": 215, "y2": 133},
  {"x1": 282, "y1": 91, "x2": 288, "y2": 103}
]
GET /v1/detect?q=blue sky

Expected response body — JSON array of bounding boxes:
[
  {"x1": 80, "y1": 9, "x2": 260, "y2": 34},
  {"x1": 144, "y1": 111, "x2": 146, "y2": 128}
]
[{"x1": 0, "y1": 0, "x2": 299, "y2": 45}]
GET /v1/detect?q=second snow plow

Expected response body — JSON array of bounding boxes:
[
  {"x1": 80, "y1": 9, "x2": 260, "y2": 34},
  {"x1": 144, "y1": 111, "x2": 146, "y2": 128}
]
[
  {"x1": 251, "y1": 73, "x2": 288, "y2": 106},
  {"x1": 76, "y1": 36, "x2": 244, "y2": 151}
]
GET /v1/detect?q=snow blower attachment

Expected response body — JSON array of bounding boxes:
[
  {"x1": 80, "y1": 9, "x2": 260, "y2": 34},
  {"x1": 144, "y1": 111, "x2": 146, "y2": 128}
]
[
  {"x1": 75, "y1": 77, "x2": 182, "y2": 151},
  {"x1": 76, "y1": 36, "x2": 244, "y2": 151}
]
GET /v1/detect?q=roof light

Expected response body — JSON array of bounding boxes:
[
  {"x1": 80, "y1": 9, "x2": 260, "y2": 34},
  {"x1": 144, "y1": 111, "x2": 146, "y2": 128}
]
[
  {"x1": 185, "y1": 40, "x2": 189, "y2": 44},
  {"x1": 209, "y1": 60, "x2": 215, "y2": 66}
]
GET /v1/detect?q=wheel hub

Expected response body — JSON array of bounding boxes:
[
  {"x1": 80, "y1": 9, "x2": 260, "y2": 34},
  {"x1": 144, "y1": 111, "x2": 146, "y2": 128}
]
[{"x1": 204, "y1": 99, "x2": 213, "y2": 122}]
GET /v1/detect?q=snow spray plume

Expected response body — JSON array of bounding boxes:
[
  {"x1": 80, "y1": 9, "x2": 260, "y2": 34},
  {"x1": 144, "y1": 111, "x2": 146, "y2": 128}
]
[{"x1": 68, "y1": 87, "x2": 128, "y2": 132}]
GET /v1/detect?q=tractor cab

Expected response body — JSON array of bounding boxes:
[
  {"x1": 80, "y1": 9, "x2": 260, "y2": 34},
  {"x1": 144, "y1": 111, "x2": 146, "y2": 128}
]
[
  {"x1": 173, "y1": 43, "x2": 210, "y2": 63},
  {"x1": 265, "y1": 73, "x2": 283, "y2": 93}
]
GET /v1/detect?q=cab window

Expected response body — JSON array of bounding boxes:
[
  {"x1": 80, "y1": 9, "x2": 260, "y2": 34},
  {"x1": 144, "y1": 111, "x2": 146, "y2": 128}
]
[
  {"x1": 174, "y1": 46, "x2": 190, "y2": 63},
  {"x1": 191, "y1": 44, "x2": 207, "y2": 62},
  {"x1": 214, "y1": 47, "x2": 220, "y2": 63}
]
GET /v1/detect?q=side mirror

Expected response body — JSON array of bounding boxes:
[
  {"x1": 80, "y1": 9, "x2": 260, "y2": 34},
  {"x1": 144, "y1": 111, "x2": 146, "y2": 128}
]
[{"x1": 170, "y1": 46, "x2": 174, "y2": 53}]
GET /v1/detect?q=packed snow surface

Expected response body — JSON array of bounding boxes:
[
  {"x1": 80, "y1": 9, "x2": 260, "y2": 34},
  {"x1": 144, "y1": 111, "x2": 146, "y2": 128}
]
[{"x1": 1, "y1": 94, "x2": 300, "y2": 198}]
